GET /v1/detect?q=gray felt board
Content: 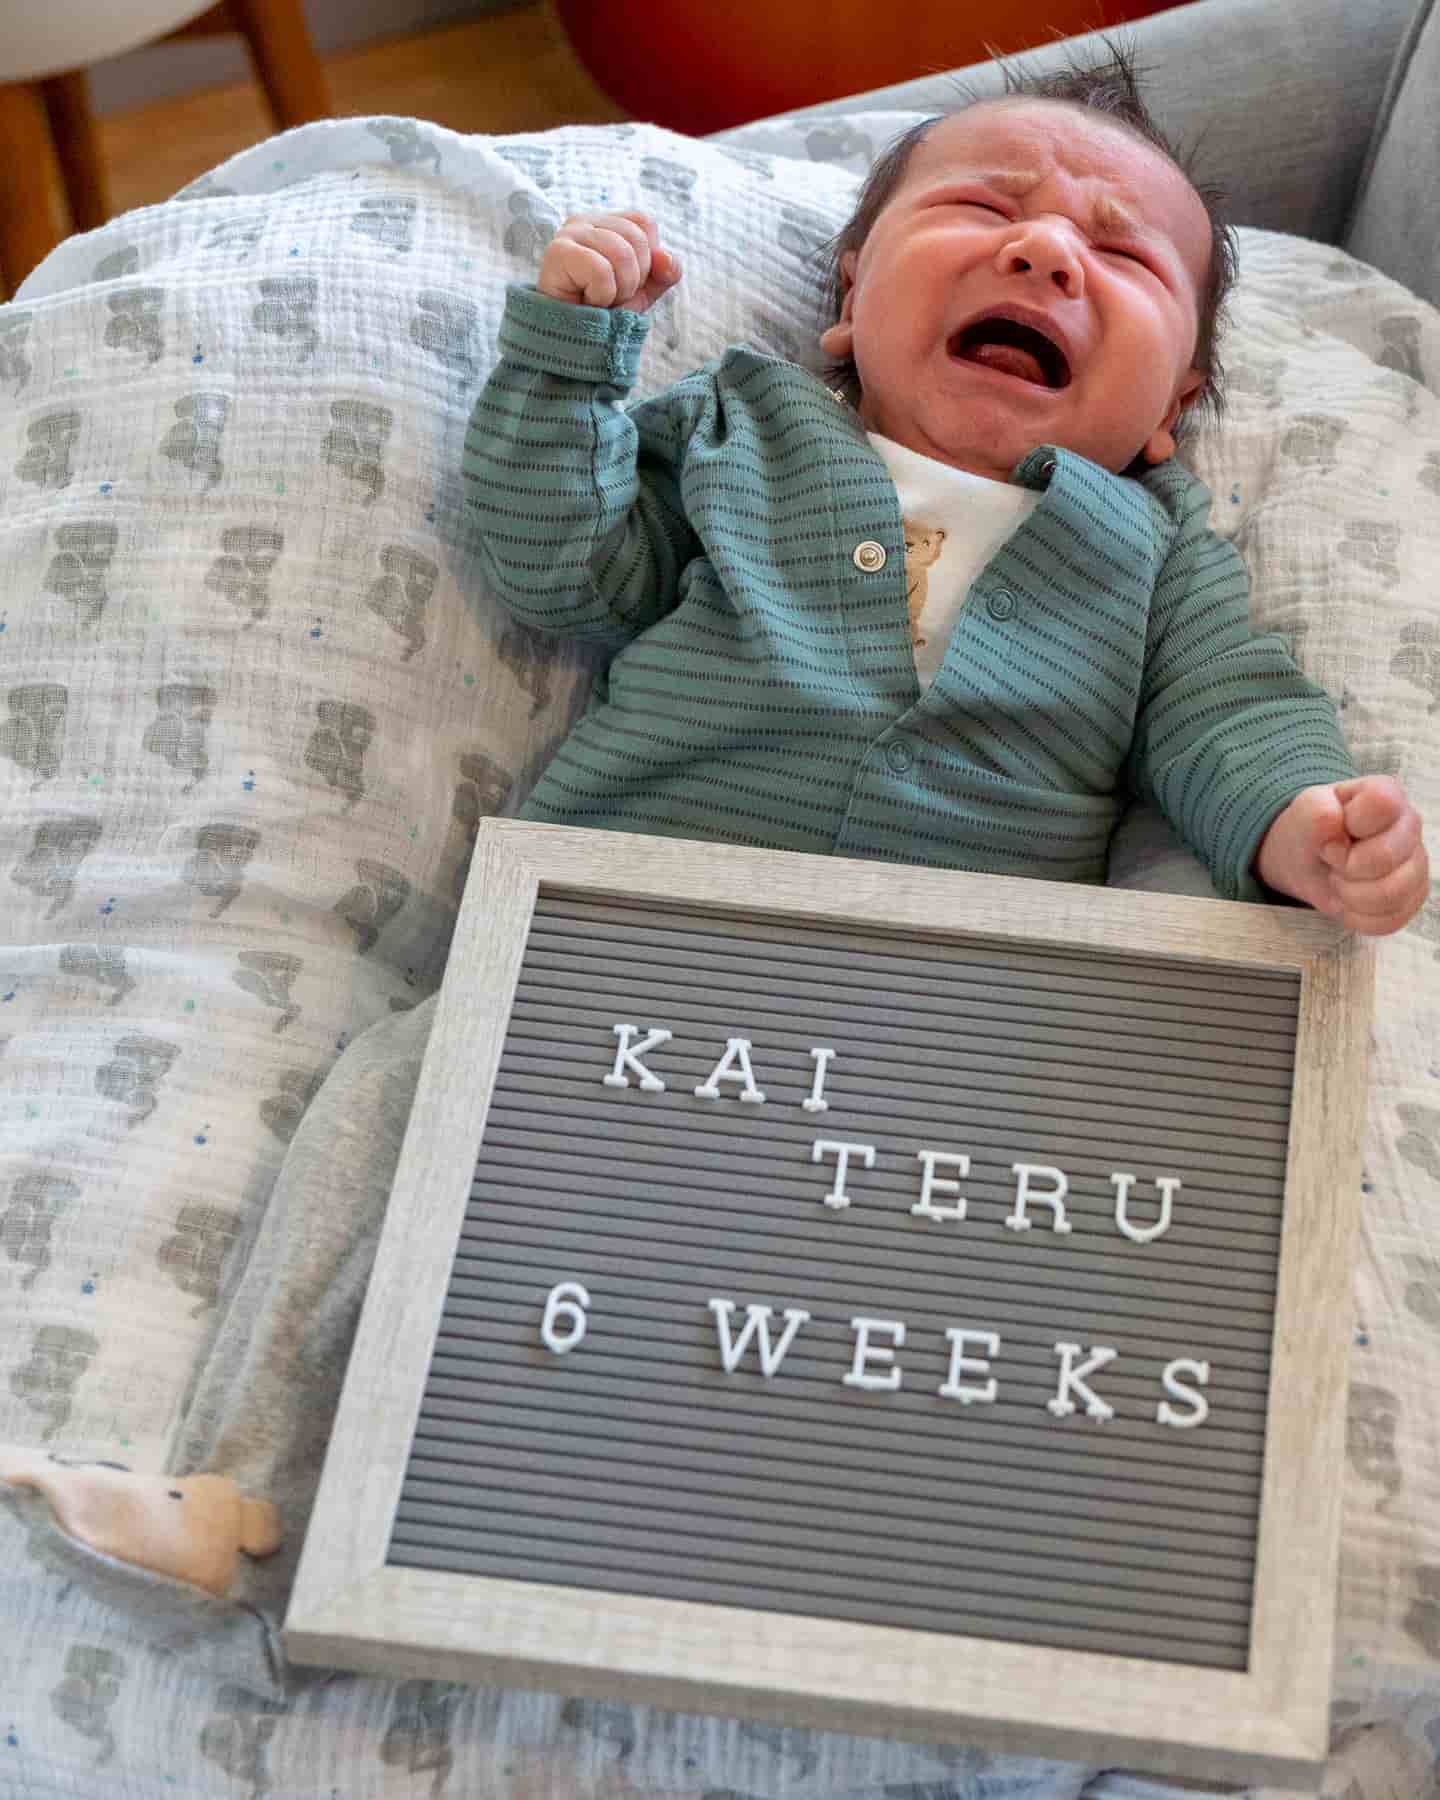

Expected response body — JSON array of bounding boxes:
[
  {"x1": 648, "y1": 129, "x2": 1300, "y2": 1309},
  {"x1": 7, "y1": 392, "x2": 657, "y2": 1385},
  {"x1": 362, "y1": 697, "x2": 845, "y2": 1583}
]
[{"x1": 388, "y1": 893, "x2": 1299, "y2": 1672}]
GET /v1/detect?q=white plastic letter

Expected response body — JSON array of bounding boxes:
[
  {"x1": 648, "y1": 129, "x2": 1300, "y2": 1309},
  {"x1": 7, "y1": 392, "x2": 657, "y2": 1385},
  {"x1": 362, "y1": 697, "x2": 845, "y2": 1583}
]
[
  {"x1": 844, "y1": 1317, "x2": 905, "y2": 1391},
  {"x1": 912, "y1": 1150, "x2": 971, "y2": 1222},
  {"x1": 812, "y1": 1139, "x2": 876, "y2": 1210},
  {"x1": 1007, "y1": 1163, "x2": 1073, "y2": 1234},
  {"x1": 939, "y1": 1329, "x2": 1000, "y2": 1404},
  {"x1": 803, "y1": 1047, "x2": 836, "y2": 1113},
  {"x1": 605, "y1": 1023, "x2": 672, "y2": 1092},
  {"x1": 541, "y1": 1282, "x2": 590, "y2": 1354},
  {"x1": 694, "y1": 1037, "x2": 766, "y2": 1103},
  {"x1": 708, "y1": 1299, "x2": 810, "y2": 1375},
  {"x1": 1112, "y1": 1171, "x2": 1180, "y2": 1244},
  {"x1": 1048, "y1": 1342, "x2": 1117, "y2": 1421},
  {"x1": 1157, "y1": 1358, "x2": 1211, "y2": 1429}
]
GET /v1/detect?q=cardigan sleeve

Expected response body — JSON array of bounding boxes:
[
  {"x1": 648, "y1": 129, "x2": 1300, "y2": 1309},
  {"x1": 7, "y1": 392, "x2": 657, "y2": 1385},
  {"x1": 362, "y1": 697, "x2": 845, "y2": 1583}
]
[
  {"x1": 1125, "y1": 477, "x2": 1358, "y2": 902},
  {"x1": 461, "y1": 283, "x2": 704, "y2": 647}
]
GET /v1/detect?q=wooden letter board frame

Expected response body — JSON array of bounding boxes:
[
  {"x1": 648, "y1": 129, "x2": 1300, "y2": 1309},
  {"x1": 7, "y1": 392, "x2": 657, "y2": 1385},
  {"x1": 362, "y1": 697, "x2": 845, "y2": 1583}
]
[{"x1": 286, "y1": 820, "x2": 1374, "y2": 1788}]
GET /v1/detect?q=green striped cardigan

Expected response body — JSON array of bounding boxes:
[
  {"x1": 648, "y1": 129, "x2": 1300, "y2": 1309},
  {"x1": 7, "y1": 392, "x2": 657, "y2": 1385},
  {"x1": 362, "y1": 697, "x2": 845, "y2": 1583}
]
[{"x1": 464, "y1": 283, "x2": 1356, "y2": 900}]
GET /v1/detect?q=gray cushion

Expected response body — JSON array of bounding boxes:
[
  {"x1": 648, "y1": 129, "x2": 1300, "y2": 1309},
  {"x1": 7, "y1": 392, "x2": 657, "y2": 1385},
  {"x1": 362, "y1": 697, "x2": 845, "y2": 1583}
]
[
  {"x1": 1345, "y1": 0, "x2": 1440, "y2": 305},
  {"x1": 722, "y1": 0, "x2": 1416, "y2": 249}
]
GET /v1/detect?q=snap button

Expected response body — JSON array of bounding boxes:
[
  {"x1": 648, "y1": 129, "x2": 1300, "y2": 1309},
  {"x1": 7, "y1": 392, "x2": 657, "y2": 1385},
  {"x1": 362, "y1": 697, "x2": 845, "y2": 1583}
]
[
  {"x1": 853, "y1": 540, "x2": 887, "y2": 573},
  {"x1": 986, "y1": 590, "x2": 1017, "y2": 622},
  {"x1": 884, "y1": 737, "x2": 914, "y2": 773}
]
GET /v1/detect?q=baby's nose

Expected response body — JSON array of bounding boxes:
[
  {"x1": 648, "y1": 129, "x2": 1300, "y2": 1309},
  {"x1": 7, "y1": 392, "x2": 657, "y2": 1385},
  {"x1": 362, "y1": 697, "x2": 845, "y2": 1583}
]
[{"x1": 996, "y1": 221, "x2": 1085, "y2": 296}]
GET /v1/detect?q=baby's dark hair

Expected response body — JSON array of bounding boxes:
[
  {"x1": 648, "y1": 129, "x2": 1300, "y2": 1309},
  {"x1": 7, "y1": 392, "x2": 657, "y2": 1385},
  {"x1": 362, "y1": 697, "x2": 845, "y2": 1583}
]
[{"x1": 821, "y1": 38, "x2": 1239, "y2": 444}]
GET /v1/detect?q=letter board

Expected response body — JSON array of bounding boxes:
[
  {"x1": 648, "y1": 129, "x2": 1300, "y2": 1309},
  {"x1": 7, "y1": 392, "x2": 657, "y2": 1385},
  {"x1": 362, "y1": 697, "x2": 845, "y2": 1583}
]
[{"x1": 286, "y1": 821, "x2": 1374, "y2": 1789}]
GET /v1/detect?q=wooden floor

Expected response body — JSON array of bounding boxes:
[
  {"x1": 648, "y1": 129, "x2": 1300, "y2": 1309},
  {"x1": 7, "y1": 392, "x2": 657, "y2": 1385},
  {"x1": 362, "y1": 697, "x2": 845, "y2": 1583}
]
[{"x1": 96, "y1": 2, "x2": 628, "y2": 222}]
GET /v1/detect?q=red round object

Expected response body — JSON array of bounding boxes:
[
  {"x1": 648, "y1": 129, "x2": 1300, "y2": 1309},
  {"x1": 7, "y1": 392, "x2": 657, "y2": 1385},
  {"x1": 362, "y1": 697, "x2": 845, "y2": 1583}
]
[{"x1": 552, "y1": 0, "x2": 1186, "y2": 137}]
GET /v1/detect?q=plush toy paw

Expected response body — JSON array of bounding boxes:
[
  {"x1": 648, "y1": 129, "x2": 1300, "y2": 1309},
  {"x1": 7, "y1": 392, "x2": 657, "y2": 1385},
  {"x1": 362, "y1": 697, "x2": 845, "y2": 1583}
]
[{"x1": 0, "y1": 1446, "x2": 281, "y2": 1599}]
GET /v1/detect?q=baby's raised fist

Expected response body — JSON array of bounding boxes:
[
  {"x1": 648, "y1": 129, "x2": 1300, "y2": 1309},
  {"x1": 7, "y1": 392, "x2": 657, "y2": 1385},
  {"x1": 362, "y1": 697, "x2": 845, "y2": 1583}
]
[{"x1": 537, "y1": 211, "x2": 682, "y2": 312}]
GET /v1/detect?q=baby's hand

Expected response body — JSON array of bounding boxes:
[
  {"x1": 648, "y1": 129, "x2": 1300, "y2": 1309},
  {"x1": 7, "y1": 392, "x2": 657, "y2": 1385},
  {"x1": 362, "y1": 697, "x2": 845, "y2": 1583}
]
[
  {"x1": 537, "y1": 211, "x2": 682, "y2": 311},
  {"x1": 1255, "y1": 776, "x2": 1429, "y2": 935}
]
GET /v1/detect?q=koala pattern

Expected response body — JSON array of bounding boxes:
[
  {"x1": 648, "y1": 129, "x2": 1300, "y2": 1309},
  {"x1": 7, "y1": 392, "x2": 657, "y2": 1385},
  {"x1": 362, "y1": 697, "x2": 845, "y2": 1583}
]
[
  {"x1": 380, "y1": 1681, "x2": 466, "y2": 1795},
  {"x1": 365, "y1": 118, "x2": 442, "y2": 174},
  {"x1": 450, "y1": 750, "x2": 515, "y2": 901},
  {"x1": 495, "y1": 617, "x2": 563, "y2": 718},
  {"x1": 92, "y1": 245, "x2": 140, "y2": 281},
  {"x1": 453, "y1": 751, "x2": 514, "y2": 837},
  {"x1": 350, "y1": 193, "x2": 418, "y2": 253},
  {"x1": 1404, "y1": 1250, "x2": 1440, "y2": 1334},
  {"x1": 0, "y1": 311, "x2": 32, "y2": 392},
  {"x1": 199, "y1": 1687, "x2": 290, "y2": 1792},
  {"x1": 233, "y1": 950, "x2": 303, "y2": 1033},
  {"x1": 16, "y1": 410, "x2": 82, "y2": 490},
  {"x1": 206, "y1": 524, "x2": 283, "y2": 625},
  {"x1": 1279, "y1": 412, "x2": 1348, "y2": 473},
  {"x1": 259, "y1": 1065, "x2": 325, "y2": 1145},
  {"x1": 143, "y1": 683, "x2": 218, "y2": 790},
  {"x1": 334, "y1": 857, "x2": 411, "y2": 955},
  {"x1": 0, "y1": 683, "x2": 68, "y2": 785},
  {"x1": 94, "y1": 1034, "x2": 180, "y2": 1128},
  {"x1": 183, "y1": 823, "x2": 260, "y2": 918},
  {"x1": 1376, "y1": 315, "x2": 1426, "y2": 385},
  {"x1": 365, "y1": 544, "x2": 436, "y2": 659},
  {"x1": 1405, "y1": 1567, "x2": 1440, "y2": 1661},
  {"x1": 1338, "y1": 517, "x2": 1402, "y2": 587},
  {"x1": 1347, "y1": 1382, "x2": 1403, "y2": 1510},
  {"x1": 44, "y1": 521, "x2": 120, "y2": 626},
  {"x1": 10, "y1": 1325, "x2": 100, "y2": 1439},
  {"x1": 1392, "y1": 620, "x2": 1440, "y2": 710},
  {"x1": 321, "y1": 401, "x2": 392, "y2": 505},
  {"x1": 804, "y1": 122, "x2": 874, "y2": 166},
  {"x1": 2, "y1": 1171, "x2": 82, "y2": 1291},
  {"x1": 1225, "y1": 351, "x2": 1287, "y2": 406},
  {"x1": 305, "y1": 700, "x2": 376, "y2": 808},
  {"x1": 734, "y1": 1719, "x2": 821, "y2": 1780},
  {"x1": 495, "y1": 142, "x2": 557, "y2": 187},
  {"x1": 777, "y1": 205, "x2": 834, "y2": 265},
  {"x1": 253, "y1": 276, "x2": 319, "y2": 360},
  {"x1": 160, "y1": 393, "x2": 229, "y2": 488},
  {"x1": 639, "y1": 156, "x2": 698, "y2": 209},
  {"x1": 104, "y1": 288, "x2": 165, "y2": 365},
  {"x1": 11, "y1": 816, "x2": 102, "y2": 919},
  {"x1": 502, "y1": 191, "x2": 557, "y2": 261},
  {"x1": 901, "y1": 518, "x2": 948, "y2": 646},
  {"x1": 51, "y1": 1645, "x2": 125, "y2": 1768},
  {"x1": 59, "y1": 944, "x2": 136, "y2": 1007},
  {"x1": 718, "y1": 147, "x2": 775, "y2": 181},
  {"x1": 205, "y1": 218, "x2": 263, "y2": 254},
  {"x1": 156, "y1": 1203, "x2": 243, "y2": 1315},
  {"x1": 410, "y1": 291, "x2": 479, "y2": 376},
  {"x1": 560, "y1": 1698, "x2": 638, "y2": 1761},
  {"x1": 1397, "y1": 1105, "x2": 1440, "y2": 1189}
]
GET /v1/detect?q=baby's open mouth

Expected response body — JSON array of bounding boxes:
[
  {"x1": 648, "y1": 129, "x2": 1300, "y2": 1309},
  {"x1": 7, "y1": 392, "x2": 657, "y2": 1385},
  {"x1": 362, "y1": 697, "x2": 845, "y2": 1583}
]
[{"x1": 949, "y1": 316, "x2": 1072, "y2": 390}]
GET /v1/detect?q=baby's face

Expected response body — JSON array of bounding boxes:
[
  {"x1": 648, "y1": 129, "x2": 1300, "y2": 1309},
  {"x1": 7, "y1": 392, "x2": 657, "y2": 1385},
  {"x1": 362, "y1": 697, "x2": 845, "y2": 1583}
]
[{"x1": 820, "y1": 100, "x2": 1213, "y2": 481}]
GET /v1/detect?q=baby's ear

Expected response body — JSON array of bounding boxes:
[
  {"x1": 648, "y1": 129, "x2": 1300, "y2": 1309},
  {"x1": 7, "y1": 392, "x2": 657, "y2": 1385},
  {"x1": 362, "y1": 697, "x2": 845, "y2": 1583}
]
[
  {"x1": 1141, "y1": 367, "x2": 1207, "y2": 466},
  {"x1": 818, "y1": 251, "x2": 859, "y2": 360},
  {"x1": 818, "y1": 317, "x2": 853, "y2": 359}
]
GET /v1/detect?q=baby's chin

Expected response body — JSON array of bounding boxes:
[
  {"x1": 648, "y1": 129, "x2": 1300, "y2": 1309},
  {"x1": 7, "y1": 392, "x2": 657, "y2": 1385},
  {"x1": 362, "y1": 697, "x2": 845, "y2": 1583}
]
[{"x1": 856, "y1": 406, "x2": 1031, "y2": 484}]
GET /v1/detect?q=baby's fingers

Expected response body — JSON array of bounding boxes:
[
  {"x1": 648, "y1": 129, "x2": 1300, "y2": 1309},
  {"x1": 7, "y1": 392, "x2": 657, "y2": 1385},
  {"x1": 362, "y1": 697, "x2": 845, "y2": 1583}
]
[
  {"x1": 1336, "y1": 773, "x2": 1407, "y2": 842},
  {"x1": 1332, "y1": 844, "x2": 1431, "y2": 935},
  {"x1": 561, "y1": 218, "x2": 650, "y2": 305},
  {"x1": 1337, "y1": 796, "x2": 1423, "y2": 883}
]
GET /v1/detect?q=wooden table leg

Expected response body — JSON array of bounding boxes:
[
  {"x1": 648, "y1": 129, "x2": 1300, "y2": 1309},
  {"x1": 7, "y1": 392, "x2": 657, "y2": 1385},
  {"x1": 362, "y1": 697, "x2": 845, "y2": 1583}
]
[
  {"x1": 225, "y1": 0, "x2": 332, "y2": 129},
  {"x1": 0, "y1": 80, "x2": 63, "y2": 300},
  {"x1": 40, "y1": 69, "x2": 111, "y2": 235}
]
